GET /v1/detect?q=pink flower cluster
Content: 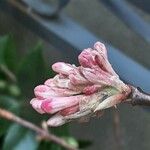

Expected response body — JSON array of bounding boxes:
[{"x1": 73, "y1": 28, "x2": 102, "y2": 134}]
[{"x1": 30, "y1": 42, "x2": 131, "y2": 127}]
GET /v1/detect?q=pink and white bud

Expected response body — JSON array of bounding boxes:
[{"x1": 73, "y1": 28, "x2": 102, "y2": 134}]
[
  {"x1": 94, "y1": 42, "x2": 107, "y2": 57},
  {"x1": 78, "y1": 48, "x2": 97, "y2": 68},
  {"x1": 52, "y1": 62, "x2": 74, "y2": 75},
  {"x1": 69, "y1": 68, "x2": 89, "y2": 85},
  {"x1": 47, "y1": 114, "x2": 66, "y2": 127},
  {"x1": 30, "y1": 98, "x2": 45, "y2": 114},
  {"x1": 30, "y1": 41, "x2": 131, "y2": 127}
]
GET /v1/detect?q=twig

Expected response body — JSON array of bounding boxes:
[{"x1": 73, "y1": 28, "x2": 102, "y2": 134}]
[
  {"x1": 127, "y1": 86, "x2": 150, "y2": 106},
  {"x1": 113, "y1": 109, "x2": 124, "y2": 150},
  {"x1": 0, "y1": 108, "x2": 77, "y2": 150}
]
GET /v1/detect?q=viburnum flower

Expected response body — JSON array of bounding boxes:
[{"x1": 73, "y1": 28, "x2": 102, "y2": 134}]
[{"x1": 30, "y1": 42, "x2": 131, "y2": 127}]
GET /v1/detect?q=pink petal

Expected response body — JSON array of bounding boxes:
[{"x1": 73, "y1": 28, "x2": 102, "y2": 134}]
[
  {"x1": 30, "y1": 98, "x2": 45, "y2": 114},
  {"x1": 53, "y1": 75, "x2": 71, "y2": 88},
  {"x1": 41, "y1": 99, "x2": 52, "y2": 113},
  {"x1": 47, "y1": 114, "x2": 66, "y2": 127},
  {"x1": 50, "y1": 87, "x2": 81, "y2": 97},
  {"x1": 83, "y1": 84, "x2": 102, "y2": 95},
  {"x1": 95, "y1": 54, "x2": 118, "y2": 76},
  {"x1": 41, "y1": 95, "x2": 82, "y2": 114},
  {"x1": 34, "y1": 85, "x2": 80, "y2": 99},
  {"x1": 44, "y1": 79, "x2": 56, "y2": 87},
  {"x1": 34, "y1": 85, "x2": 59, "y2": 98},
  {"x1": 60, "y1": 105, "x2": 79, "y2": 116},
  {"x1": 52, "y1": 62, "x2": 74, "y2": 75},
  {"x1": 81, "y1": 67, "x2": 111, "y2": 85},
  {"x1": 94, "y1": 42, "x2": 107, "y2": 57},
  {"x1": 78, "y1": 48, "x2": 97, "y2": 68},
  {"x1": 69, "y1": 68, "x2": 89, "y2": 85},
  {"x1": 45, "y1": 74, "x2": 86, "y2": 93}
]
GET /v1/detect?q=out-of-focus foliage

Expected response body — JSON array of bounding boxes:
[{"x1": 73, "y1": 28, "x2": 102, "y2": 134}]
[{"x1": 0, "y1": 35, "x2": 91, "y2": 150}]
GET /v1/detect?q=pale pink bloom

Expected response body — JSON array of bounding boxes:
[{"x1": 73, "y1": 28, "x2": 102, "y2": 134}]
[{"x1": 30, "y1": 41, "x2": 131, "y2": 127}]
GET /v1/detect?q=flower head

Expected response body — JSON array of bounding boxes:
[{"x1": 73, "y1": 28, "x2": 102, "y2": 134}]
[{"x1": 30, "y1": 42, "x2": 131, "y2": 127}]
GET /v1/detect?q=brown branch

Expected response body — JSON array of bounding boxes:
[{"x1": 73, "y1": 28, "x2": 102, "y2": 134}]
[
  {"x1": 127, "y1": 86, "x2": 150, "y2": 106},
  {"x1": 0, "y1": 108, "x2": 78, "y2": 150}
]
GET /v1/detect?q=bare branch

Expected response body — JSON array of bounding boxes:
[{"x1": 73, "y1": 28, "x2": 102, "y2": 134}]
[
  {"x1": 0, "y1": 108, "x2": 78, "y2": 150},
  {"x1": 127, "y1": 86, "x2": 150, "y2": 106}
]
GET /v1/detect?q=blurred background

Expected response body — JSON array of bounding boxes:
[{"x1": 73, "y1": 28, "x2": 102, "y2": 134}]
[{"x1": 0, "y1": 0, "x2": 150, "y2": 150}]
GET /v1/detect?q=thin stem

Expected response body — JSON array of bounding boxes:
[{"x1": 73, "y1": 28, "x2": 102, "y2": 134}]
[
  {"x1": 0, "y1": 108, "x2": 77, "y2": 150},
  {"x1": 128, "y1": 86, "x2": 150, "y2": 106}
]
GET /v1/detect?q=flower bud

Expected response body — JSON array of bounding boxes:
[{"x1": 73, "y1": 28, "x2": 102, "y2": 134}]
[{"x1": 30, "y1": 41, "x2": 131, "y2": 127}]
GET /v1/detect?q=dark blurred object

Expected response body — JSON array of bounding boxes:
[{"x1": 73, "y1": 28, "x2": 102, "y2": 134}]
[
  {"x1": 22, "y1": 0, "x2": 70, "y2": 18},
  {"x1": 100, "y1": 0, "x2": 150, "y2": 43},
  {"x1": 127, "y1": 0, "x2": 150, "y2": 14}
]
